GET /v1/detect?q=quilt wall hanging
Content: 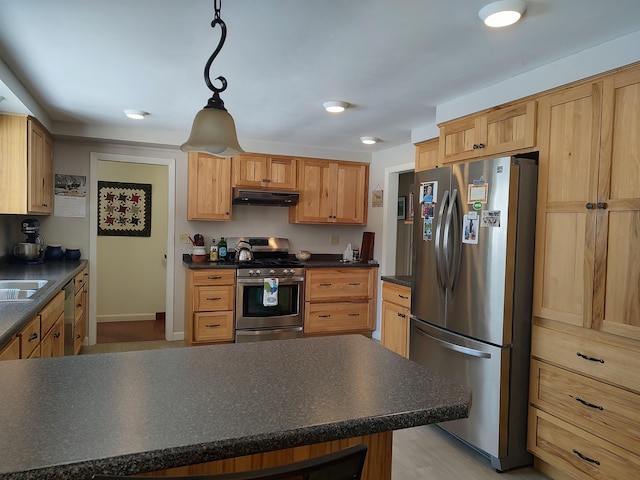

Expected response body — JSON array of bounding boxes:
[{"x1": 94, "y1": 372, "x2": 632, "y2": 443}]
[{"x1": 97, "y1": 181, "x2": 152, "y2": 237}]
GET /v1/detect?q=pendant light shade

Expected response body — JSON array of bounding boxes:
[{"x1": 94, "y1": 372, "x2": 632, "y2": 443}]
[
  {"x1": 181, "y1": 0, "x2": 244, "y2": 157},
  {"x1": 181, "y1": 106, "x2": 244, "y2": 157}
]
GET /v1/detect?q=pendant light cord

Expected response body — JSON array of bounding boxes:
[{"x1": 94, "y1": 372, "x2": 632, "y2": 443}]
[{"x1": 203, "y1": 0, "x2": 228, "y2": 110}]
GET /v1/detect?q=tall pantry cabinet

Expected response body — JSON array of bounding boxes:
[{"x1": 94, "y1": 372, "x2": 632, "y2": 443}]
[{"x1": 528, "y1": 66, "x2": 640, "y2": 479}]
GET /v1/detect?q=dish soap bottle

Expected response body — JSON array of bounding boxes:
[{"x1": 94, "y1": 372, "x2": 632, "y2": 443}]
[
  {"x1": 209, "y1": 238, "x2": 218, "y2": 261},
  {"x1": 218, "y1": 237, "x2": 227, "y2": 260}
]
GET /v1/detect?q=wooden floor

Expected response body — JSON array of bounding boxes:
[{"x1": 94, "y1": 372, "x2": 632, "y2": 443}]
[
  {"x1": 96, "y1": 317, "x2": 165, "y2": 343},
  {"x1": 393, "y1": 424, "x2": 549, "y2": 480}
]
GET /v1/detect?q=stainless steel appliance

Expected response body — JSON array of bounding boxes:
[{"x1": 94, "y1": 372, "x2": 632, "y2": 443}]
[
  {"x1": 410, "y1": 155, "x2": 538, "y2": 471},
  {"x1": 229, "y1": 237, "x2": 304, "y2": 342},
  {"x1": 13, "y1": 219, "x2": 45, "y2": 263}
]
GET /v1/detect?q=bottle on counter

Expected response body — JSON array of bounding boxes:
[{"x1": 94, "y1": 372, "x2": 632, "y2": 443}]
[
  {"x1": 209, "y1": 238, "x2": 218, "y2": 261},
  {"x1": 218, "y1": 237, "x2": 227, "y2": 260}
]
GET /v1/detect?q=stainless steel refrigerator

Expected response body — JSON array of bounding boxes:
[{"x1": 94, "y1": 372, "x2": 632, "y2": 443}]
[{"x1": 409, "y1": 155, "x2": 538, "y2": 472}]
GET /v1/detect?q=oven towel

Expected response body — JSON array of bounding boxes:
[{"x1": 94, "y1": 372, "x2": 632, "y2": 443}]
[{"x1": 263, "y1": 277, "x2": 278, "y2": 306}]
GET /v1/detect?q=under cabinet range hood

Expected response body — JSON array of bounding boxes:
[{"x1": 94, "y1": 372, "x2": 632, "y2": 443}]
[{"x1": 232, "y1": 188, "x2": 300, "y2": 206}]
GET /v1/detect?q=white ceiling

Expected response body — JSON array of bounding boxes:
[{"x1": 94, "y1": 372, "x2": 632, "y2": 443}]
[{"x1": 1, "y1": 0, "x2": 640, "y2": 155}]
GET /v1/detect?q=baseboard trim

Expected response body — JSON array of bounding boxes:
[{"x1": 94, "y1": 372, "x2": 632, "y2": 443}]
[{"x1": 97, "y1": 314, "x2": 157, "y2": 323}]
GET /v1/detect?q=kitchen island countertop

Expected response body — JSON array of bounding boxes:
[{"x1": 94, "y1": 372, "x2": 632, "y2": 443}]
[
  {"x1": 0, "y1": 335, "x2": 470, "y2": 479},
  {"x1": 380, "y1": 275, "x2": 412, "y2": 288}
]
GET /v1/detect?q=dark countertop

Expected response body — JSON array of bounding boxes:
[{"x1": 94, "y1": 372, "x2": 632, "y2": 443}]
[
  {"x1": 0, "y1": 260, "x2": 88, "y2": 349},
  {"x1": 0, "y1": 335, "x2": 470, "y2": 479},
  {"x1": 381, "y1": 275, "x2": 412, "y2": 288},
  {"x1": 182, "y1": 253, "x2": 379, "y2": 269}
]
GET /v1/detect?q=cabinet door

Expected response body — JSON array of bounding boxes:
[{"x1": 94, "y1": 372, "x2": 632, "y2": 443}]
[
  {"x1": 595, "y1": 70, "x2": 640, "y2": 340},
  {"x1": 291, "y1": 159, "x2": 333, "y2": 223},
  {"x1": 41, "y1": 314, "x2": 64, "y2": 358},
  {"x1": 483, "y1": 101, "x2": 536, "y2": 156},
  {"x1": 232, "y1": 154, "x2": 268, "y2": 188},
  {"x1": 333, "y1": 162, "x2": 368, "y2": 224},
  {"x1": 27, "y1": 119, "x2": 53, "y2": 214},
  {"x1": 187, "y1": 152, "x2": 232, "y2": 221},
  {"x1": 268, "y1": 156, "x2": 297, "y2": 190},
  {"x1": 415, "y1": 138, "x2": 439, "y2": 172},
  {"x1": 381, "y1": 300, "x2": 409, "y2": 357},
  {"x1": 439, "y1": 116, "x2": 482, "y2": 163},
  {"x1": 532, "y1": 83, "x2": 602, "y2": 328},
  {"x1": 0, "y1": 337, "x2": 20, "y2": 361}
]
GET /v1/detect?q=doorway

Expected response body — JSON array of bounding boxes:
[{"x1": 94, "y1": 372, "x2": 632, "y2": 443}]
[{"x1": 88, "y1": 153, "x2": 176, "y2": 345}]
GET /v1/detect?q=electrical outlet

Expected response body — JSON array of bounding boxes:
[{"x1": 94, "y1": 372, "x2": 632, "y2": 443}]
[
  {"x1": 330, "y1": 234, "x2": 340, "y2": 245},
  {"x1": 179, "y1": 233, "x2": 191, "y2": 244}
]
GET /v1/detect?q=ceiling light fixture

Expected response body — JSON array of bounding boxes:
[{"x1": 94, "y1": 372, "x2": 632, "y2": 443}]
[
  {"x1": 323, "y1": 101, "x2": 349, "y2": 113},
  {"x1": 124, "y1": 109, "x2": 148, "y2": 120},
  {"x1": 181, "y1": 0, "x2": 244, "y2": 157},
  {"x1": 360, "y1": 136, "x2": 377, "y2": 145},
  {"x1": 479, "y1": 0, "x2": 526, "y2": 27}
]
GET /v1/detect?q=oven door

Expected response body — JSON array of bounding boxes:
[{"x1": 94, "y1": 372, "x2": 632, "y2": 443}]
[{"x1": 236, "y1": 276, "x2": 304, "y2": 330}]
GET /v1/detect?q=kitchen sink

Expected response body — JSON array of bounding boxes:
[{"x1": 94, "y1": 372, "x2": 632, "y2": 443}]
[{"x1": 0, "y1": 280, "x2": 48, "y2": 301}]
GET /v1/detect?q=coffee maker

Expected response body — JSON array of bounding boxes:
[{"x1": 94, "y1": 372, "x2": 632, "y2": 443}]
[{"x1": 13, "y1": 219, "x2": 45, "y2": 263}]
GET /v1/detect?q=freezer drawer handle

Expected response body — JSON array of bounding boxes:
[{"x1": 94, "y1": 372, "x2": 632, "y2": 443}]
[
  {"x1": 572, "y1": 449, "x2": 600, "y2": 466},
  {"x1": 575, "y1": 397, "x2": 604, "y2": 410},
  {"x1": 414, "y1": 327, "x2": 491, "y2": 359},
  {"x1": 576, "y1": 352, "x2": 605, "y2": 363}
]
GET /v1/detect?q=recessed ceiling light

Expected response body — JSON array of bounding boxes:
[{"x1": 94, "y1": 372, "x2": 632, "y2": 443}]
[
  {"x1": 360, "y1": 136, "x2": 377, "y2": 145},
  {"x1": 323, "y1": 101, "x2": 349, "y2": 113},
  {"x1": 124, "y1": 109, "x2": 149, "y2": 120},
  {"x1": 479, "y1": 0, "x2": 526, "y2": 27}
]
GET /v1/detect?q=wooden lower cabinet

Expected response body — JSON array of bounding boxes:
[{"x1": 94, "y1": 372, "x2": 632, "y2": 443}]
[
  {"x1": 303, "y1": 267, "x2": 377, "y2": 337},
  {"x1": 528, "y1": 321, "x2": 640, "y2": 479},
  {"x1": 41, "y1": 314, "x2": 64, "y2": 358},
  {"x1": 380, "y1": 282, "x2": 411, "y2": 358},
  {"x1": 141, "y1": 431, "x2": 393, "y2": 480},
  {"x1": 185, "y1": 269, "x2": 236, "y2": 345},
  {"x1": 0, "y1": 336, "x2": 20, "y2": 361}
]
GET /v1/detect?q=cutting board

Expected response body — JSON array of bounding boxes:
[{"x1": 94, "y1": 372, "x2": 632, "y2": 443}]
[{"x1": 360, "y1": 232, "x2": 375, "y2": 262}]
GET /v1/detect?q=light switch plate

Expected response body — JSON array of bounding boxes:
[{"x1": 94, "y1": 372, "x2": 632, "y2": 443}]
[{"x1": 179, "y1": 233, "x2": 191, "y2": 244}]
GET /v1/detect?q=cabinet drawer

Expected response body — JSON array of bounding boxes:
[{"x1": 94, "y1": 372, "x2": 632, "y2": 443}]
[
  {"x1": 74, "y1": 268, "x2": 87, "y2": 294},
  {"x1": 191, "y1": 269, "x2": 235, "y2": 286},
  {"x1": 531, "y1": 325, "x2": 640, "y2": 393},
  {"x1": 0, "y1": 337, "x2": 20, "y2": 361},
  {"x1": 41, "y1": 290, "x2": 64, "y2": 335},
  {"x1": 304, "y1": 302, "x2": 370, "y2": 333},
  {"x1": 18, "y1": 316, "x2": 41, "y2": 359},
  {"x1": 528, "y1": 407, "x2": 640, "y2": 480},
  {"x1": 381, "y1": 282, "x2": 411, "y2": 309},
  {"x1": 73, "y1": 316, "x2": 85, "y2": 355},
  {"x1": 530, "y1": 359, "x2": 640, "y2": 456},
  {"x1": 194, "y1": 285, "x2": 234, "y2": 311},
  {"x1": 306, "y1": 269, "x2": 372, "y2": 301},
  {"x1": 194, "y1": 312, "x2": 234, "y2": 342}
]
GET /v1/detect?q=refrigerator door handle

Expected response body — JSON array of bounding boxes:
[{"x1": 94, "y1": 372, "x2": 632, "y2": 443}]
[
  {"x1": 434, "y1": 189, "x2": 450, "y2": 289},
  {"x1": 413, "y1": 326, "x2": 492, "y2": 359},
  {"x1": 446, "y1": 188, "x2": 463, "y2": 290}
]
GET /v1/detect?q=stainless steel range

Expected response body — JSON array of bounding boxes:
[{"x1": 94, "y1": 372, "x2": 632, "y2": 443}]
[{"x1": 228, "y1": 238, "x2": 305, "y2": 343}]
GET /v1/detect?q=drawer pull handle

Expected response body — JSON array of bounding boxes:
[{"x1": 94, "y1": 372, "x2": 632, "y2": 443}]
[
  {"x1": 348, "y1": 282, "x2": 361, "y2": 286},
  {"x1": 207, "y1": 276, "x2": 223, "y2": 280},
  {"x1": 348, "y1": 313, "x2": 360, "y2": 317},
  {"x1": 28, "y1": 333, "x2": 38, "y2": 342},
  {"x1": 77, "y1": 304, "x2": 82, "y2": 308},
  {"x1": 54, "y1": 332, "x2": 61, "y2": 339},
  {"x1": 572, "y1": 449, "x2": 600, "y2": 466},
  {"x1": 576, "y1": 352, "x2": 604, "y2": 363},
  {"x1": 206, "y1": 297, "x2": 222, "y2": 301},
  {"x1": 205, "y1": 323, "x2": 221, "y2": 328},
  {"x1": 575, "y1": 397, "x2": 604, "y2": 410},
  {"x1": 319, "y1": 283, "x2": 332, "y2": 287},
  {"x1": 398, "y1": 295, "x2": 409, "y2": 299},
  {"x1": 76, "y1": 334, "x2": 81, "y2": 339},
  {"x1": 319, "y1": 314, "x2": 331, "y2": 318},
  {"x1": 397, "y1": 312, "x2": 406, "y2": 318}
]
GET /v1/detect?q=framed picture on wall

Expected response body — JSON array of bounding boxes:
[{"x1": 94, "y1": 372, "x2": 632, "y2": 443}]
[{"x1": 397, "y1": 196, "x2": 406, "y2": 220}]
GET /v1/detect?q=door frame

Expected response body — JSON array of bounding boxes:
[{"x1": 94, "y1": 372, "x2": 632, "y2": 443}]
[{"x1": 88, "y1": 152, "x2": 176, "y2": 344}]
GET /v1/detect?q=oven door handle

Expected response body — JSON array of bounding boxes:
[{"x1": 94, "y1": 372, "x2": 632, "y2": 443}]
[{"x1": 237, "y1": 277, "x2": 304, "y2": 285}]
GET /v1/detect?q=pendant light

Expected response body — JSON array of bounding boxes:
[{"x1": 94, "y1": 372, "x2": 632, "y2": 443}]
[{"x1": 181, "y1": 0, "x2": 244, "y2": 157}]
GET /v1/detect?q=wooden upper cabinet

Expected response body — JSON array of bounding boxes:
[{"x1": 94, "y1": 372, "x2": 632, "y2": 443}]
[
  {"x1": 290, "y1": 159, "x2": 368, "y2": 225},
  {"x1": 187, "y1": 152, "x2": 232, "y2": 221},
  {"x1": 533, "y1": 66, "x2": 640, "y2": 341},
  {"x1": 439, "y1": 100, "x2": 536, "y2": 163},
  {"x1": 0, "y1": 114, "x2": 53, "y2": 215},
  {"x1": 595, "y1": 68, "x2": 640, "y2": 340},
  {"x1": 414, "y1": 138, "x2": 439, "y2": 172},
  {"x1": 232, "y1": 154, "x2": 297, "y2": 190}
]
